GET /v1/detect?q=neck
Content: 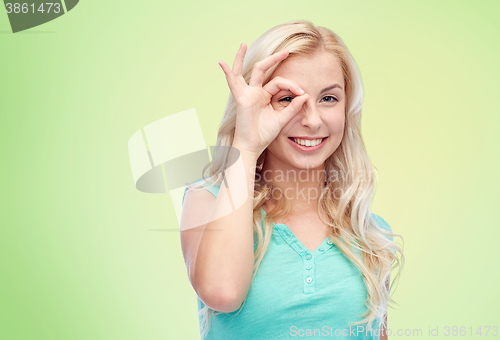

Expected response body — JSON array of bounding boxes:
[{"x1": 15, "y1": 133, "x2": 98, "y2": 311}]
[{"x1": 259, "y1": 159, "x2": 326, "y2": 214}]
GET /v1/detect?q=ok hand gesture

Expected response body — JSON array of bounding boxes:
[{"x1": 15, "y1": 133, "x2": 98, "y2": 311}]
[{"x1": 219, "y1": 43, "x2": 309, "y2": 158}]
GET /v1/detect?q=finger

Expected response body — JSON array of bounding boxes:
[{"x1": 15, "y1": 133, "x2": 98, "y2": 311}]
[
  {"x1": 277, "y1": 93, "x2": 309, "y2": 127},
  {"x1": 249, "y1": 49, "x2": 290, "y2": 87},
  {"x1": 219, "y1": 61, "x2": 235, "y2": 87},
  {"x1": 219, "y1": 60, "x2": 232, "y2": 77},
  {"x1": 219, "y1": 61, "x2": 243, "y2": 100},
  {"x1": 262, "y1": 76, "x2": 304, "y2": 97},
  {"x1": 232, "y1": 43, "x2": 247, "y2": 77}
]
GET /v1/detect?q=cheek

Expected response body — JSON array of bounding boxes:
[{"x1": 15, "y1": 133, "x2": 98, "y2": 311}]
[
  {"x1": 267, "y1": 133, "x2": 284, "y2": 150},
  {"x1": 270, "y1": 100, "x2": 286, "y2": 112},
  {"x1": 265, "y1": 132, "x2": 289, "y2": 157},
  {"x1": 323, "y1": 111, "x2": 345, "y2": 134}
]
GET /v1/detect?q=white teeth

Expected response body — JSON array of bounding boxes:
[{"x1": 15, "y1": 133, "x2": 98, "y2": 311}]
[{"x1": 292, "y1": 138, "x2": 324, "y2": 147}]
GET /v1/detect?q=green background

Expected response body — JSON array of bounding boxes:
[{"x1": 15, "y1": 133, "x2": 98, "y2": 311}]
[{"x1": 1, "y1": 0, "x2": 499, "y2": 339}]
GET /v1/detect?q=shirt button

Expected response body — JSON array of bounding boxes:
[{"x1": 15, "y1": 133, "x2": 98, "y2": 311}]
[
  {"x1": 319, "y1": 247, "x2": 325, "y2": 252},
  {"x1": 306, "y1": 276, "x2": 313, "y2": 283},
  {"x1": 327, "y1": 240, "x2": 333, "y2": 245},
  {"x1": 306, "y1": 265, "x2": 312, "y2": 270},
  {"x1": 306, "y1": 254, "x2": 312, "y2": 260}
]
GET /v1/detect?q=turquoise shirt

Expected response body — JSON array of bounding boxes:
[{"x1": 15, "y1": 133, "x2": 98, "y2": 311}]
[{"x1": 182, "y1": 181, "x2": 393, "y2": 339}]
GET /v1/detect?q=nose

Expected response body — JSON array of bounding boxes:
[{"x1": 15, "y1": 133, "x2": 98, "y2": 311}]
[{"x1": 299, "y1": 98, "x2": 322, "y2": 131}]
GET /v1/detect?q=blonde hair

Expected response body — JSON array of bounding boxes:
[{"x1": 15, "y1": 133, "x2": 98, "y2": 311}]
[{"x1": 191, "y1": 19, "x2": 405, "y2": 338}]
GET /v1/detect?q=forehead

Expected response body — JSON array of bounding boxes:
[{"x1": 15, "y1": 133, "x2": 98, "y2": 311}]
[{"x1": 269, "y1": 51, "x2": 344, "y2": 90}]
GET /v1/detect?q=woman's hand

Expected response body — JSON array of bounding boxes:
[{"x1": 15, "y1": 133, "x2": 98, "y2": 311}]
[{"x1": 219, "y1": 43, "x2": 309, "y2": 158}]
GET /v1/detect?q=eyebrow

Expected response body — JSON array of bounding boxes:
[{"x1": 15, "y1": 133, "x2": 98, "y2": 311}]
[
  {"x1": 275, "y1": 83, "x2": 344, "y2": 96},
  {"x1": 320, "y1": 84, "x2": 343, "y2": 94}
]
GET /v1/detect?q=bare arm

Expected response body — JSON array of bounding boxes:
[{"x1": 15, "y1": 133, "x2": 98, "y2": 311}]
[
  {"x1": 180, "y1": 146, "x2": 257, "y2": 313},
  {"x1": 180, "y1": 42, "x2": 307, "y2": 313}
]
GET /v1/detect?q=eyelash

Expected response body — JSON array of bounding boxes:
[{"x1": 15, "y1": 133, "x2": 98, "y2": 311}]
[{"x1": 278, "y1": 95, "x2": 338, "y2": 103}]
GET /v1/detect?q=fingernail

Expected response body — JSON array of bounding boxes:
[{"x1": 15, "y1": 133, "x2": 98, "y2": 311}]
[{"x1": 298, "y1": 88, "x2": 305, "y2": 94}]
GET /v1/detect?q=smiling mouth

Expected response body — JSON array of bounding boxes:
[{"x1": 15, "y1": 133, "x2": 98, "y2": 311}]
[{"x1": 288, "y1": 137, "x2": 327, "y2": 147}]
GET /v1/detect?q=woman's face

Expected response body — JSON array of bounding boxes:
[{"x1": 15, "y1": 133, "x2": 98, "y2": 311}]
[{"x1": 265, "y1": 51, "x2": 346, "y2": 171}]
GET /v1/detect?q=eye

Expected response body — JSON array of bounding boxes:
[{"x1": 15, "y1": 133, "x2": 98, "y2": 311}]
[
  {"x1": 278, "y1": 95, "x2": 339, "y2": 104},
  {"x1": 322, "y1": 95, "x2": 338, "y2": 102},
  {"x1": 278, "y1": 96, "x2": 294, "y2": 103}
]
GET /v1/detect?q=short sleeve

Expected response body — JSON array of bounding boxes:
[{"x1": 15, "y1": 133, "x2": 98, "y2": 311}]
[
  {"x1": 371, "y1": 213, "x2": 394, "y2": 242},
  {"x1": 181, "y1": 178, "x2": 221, "y2": 206}
]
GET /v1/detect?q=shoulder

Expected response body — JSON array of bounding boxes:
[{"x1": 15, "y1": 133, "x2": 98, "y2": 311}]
[
  {"x1": 180, "y1": 179, "x2": 222, "y2": 232},
  {"x1": 182, "y1": 178, "x2": 221, "y2": 206},
  {"x1": 370, "y1": 212, "x2": 394, "y2": 242}
]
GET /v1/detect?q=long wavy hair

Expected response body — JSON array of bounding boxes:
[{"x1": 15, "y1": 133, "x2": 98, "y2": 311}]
[{"x1": 189, "y1": 19, "x2": 405, "y2": 339}]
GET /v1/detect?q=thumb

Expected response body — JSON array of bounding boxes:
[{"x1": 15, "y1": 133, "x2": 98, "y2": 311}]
[{"x1": 277, "y1": 94, "x2": 309, "y2": 127}]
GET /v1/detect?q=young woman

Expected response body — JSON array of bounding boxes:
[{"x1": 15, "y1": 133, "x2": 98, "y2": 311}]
[{"x1": 180, "y1": 20, "x2": 404, "y2": 339}]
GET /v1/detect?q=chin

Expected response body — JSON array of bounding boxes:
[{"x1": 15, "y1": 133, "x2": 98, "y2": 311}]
[{"x1": 286, "y1": 154, "x2": 328, "y2": 170}]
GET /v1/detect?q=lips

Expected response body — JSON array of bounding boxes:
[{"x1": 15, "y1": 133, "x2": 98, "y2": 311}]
[
  {"x1": 287, "y1": 136, "x2": 328, "y2": 152},
  {"x1": 289, "y1": 137, "x2": 327, "y2": 147}
]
